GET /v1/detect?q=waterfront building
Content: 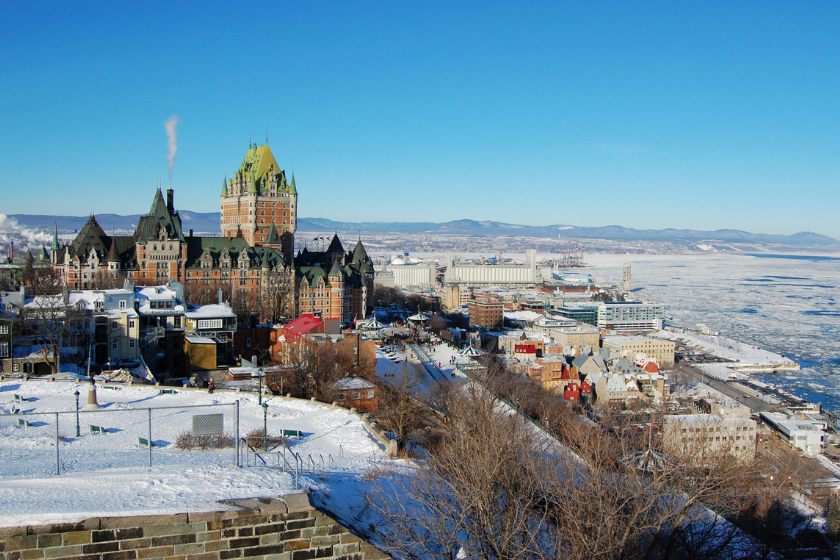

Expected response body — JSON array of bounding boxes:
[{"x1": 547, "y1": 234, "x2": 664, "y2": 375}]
[
  {"x1": 759, "y1": 411, "x2": 825, "y2": 453},
  {"x1": 550, "y1": 305, "x2": 600, "y2": 326},
  {"x1": 602, "y1": 335, "x2": 675, "y2": 368},
  {"x1": 597, "y1": 301, "x2": 664, "y2": 331},
  {"x1": 375, "y1": 261, "x2": 437, "y2": 287},
  {"x1": 443, "y1": 250, "x2": 539, "y2": 286}
]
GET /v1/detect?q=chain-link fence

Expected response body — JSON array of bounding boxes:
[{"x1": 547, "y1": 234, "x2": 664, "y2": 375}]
[{"x1": 0, "y1": 400, "x2": 240, "y2": 476}]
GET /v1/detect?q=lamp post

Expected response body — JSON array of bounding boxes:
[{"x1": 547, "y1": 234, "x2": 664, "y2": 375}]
[
  {"x1": 74, "y1": 389, "x2": 80, "y2": 437},
  {"x1": 262, "y1": 402, "x2": 269, "y2": 451},
  {"x1": 252, "y1": 368, "x2": 264, "y2": 406}
]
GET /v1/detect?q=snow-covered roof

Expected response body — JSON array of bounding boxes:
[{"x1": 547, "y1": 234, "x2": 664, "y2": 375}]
[
  {"x1": 186, "y1": 304, "x2": 236, "y2": 319},
  {"x1": 228, "y1": 367, "x2": 260, "y2": 377},
  {"x1": 504, "y1": 310, "x2": 544, "y2": 322},
  {"x1": 603, "y1": 335, "x2": 650, "y2": 345},
  {"x1": 185, "y1": 336, "x2": 216, "y2": 344},
  {"x1": 332, "y1": 376, "x2": 377, "y2": 390}
]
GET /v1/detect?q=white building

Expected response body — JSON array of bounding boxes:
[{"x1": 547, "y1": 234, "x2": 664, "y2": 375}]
[
  {"x1": 375, "y1": 261, "x2": 437, "y2": 287},
  {"x1": 663, "y1": 413, "x2": 757, "y2": 462},
  {"x1": 760, "y1": 412, "x2": 825, "y2": 453},
  {"x1": 597, "y1": 302, "x2": 664, "y2": 331},
  {"x1": 443, "y1": 250, "x2": 539, "y2": 286}
]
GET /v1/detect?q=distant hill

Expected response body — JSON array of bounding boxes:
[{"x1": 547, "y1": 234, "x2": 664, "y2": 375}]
[
  {"x1": 9, "y1": 212, "x2": 223, "y2": 236},
  {"x1": 297, "y1": 218, "x2": 838, "y2": 247},
  {"x1": 9, "y1": 214, "x2": 838, "y2": 247}
]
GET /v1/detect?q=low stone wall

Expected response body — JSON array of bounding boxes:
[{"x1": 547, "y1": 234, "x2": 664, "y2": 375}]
[{"x1": 0, "y1": 493, "x2": 389, "y2": 560}]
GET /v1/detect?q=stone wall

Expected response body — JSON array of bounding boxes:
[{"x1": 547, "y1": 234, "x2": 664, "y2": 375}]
[{"x1": 0, "y1": 493, "x2": 389, "y2": 560}]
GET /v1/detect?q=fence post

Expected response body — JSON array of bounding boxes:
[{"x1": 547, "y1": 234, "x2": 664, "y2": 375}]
[
  {"x1": 55, "y1": 412, "x2": 60, "y2": 476},
  {"x1": 235, "y1": 400, "x2": 240, "y2": 467},
  {"x1": 147, "y1": 408, "x2": 152, "y2": 467}
]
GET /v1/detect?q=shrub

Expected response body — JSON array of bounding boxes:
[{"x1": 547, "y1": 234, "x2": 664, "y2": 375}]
[
  {"x1": 245, "y1": 428, "x2": 288, "y2": 450},
  {"x1": 176, "y1": 431, "x2": 195, "y2": 450},
  {"x1": 176, "y1": 431, "x2": 234, "y2": 450}
]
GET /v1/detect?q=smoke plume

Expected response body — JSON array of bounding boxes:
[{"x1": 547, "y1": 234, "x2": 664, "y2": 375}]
[
  {"x1": 0, "y1": 212, "x2": 52, "y2": 246},
  {"x1": 164, "y1": 115, "x2": 179, "y2": 180}
]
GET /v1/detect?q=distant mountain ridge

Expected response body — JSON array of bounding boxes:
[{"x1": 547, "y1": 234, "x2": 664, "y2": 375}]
[{"x1": 9, "y1": 213, "x2": 837, "y2": 247}]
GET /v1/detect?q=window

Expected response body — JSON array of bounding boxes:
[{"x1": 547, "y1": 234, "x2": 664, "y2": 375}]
[
  {"x1": 366, "y1": 390, "x2": 374, "y2": 399},
  {"x1": 129, "y1": 340, "x2": 135, "y2": 348},
  {"x1": 174, "y1": 317, "x2": 181, "y2": 328},
  {"x1": 111, "y1": 341, "x2": 118, "y2": 350},
  {"x1": 119, "y1": 300, "x2": 126, "y2": 309},
  {"x1": 351, "y1": 392, "x2": 360, "y2": 400},
  {"x1": 0, "y1": 342, "x2": 8, "y2": 357},
  {"x1": 129, "y1": 320, "x2": 135, "y2": 329},
  {"x1": 0, "y1": 325, "x2": 7, "y2": 335},
  {"x1": 112, "y1": 321, "x2": 118, "y2": 330},
  {"x1": 338, "y1": 393, "x2": 346, "y2": 402}
]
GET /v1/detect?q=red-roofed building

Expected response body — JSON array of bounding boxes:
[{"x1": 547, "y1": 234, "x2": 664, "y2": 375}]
[
  {"x1": 283, "y1": 313, "x2": 325, "y2": 342},
  {"x1": 641, "y1": 360, "x2": 660, "y2": 374},
  {"x1": 580, "y1": 380, "x2": 593, "y2": 403},
  {"x1": 564, "y1": 382, "x2": 581, "y2": 401}
]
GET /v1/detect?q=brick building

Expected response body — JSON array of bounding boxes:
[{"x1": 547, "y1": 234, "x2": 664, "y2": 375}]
[
  {"x1": 54, "y1": 142, "x2": 374, "y2": 326},
  {"x1": 468, "y1": 298, "x2": 504, "y2": 329}
]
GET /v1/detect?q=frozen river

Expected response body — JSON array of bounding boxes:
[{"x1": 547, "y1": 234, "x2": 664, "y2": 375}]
[{"x1": 578, "y1": 253, "x2": 840, "y2": 412}]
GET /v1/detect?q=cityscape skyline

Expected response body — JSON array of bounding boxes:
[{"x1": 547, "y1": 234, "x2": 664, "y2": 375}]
[{"x1": 1, "y1": 2, "x2": 838, "y2": 238}]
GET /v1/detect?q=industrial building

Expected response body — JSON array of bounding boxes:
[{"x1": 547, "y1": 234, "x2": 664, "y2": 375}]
[{"x1": 443, "y1": 250, "x2": 539, "y2": 286}]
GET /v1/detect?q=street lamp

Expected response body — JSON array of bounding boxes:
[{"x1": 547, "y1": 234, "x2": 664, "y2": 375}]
[
  {"x1": 262, "y1": 402, "x2": 269, "y2": 451},
  {"x1": 74, "y1": 389, "x2": 80, "y2": 437},
  {"x1": 252, "y1": 368, "x2": 265, "y2": 406}
]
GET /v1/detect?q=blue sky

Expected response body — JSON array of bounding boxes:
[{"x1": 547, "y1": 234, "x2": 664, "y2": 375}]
[{"x1": 1, "y1": 2, "x2": 838, "y2": 238}]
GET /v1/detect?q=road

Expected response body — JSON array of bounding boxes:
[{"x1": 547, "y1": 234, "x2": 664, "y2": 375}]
[{"x1": 684, "y1": 365, "x2": 779, "y2": 413}]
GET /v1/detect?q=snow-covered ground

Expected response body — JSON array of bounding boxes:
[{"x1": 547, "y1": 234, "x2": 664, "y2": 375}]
[
  {"x1": 654, "y1": 329, "x2": 798, "y2": 371},
  {"x1": 0, "y1": 379, "x2": 391, "y2": 528}
]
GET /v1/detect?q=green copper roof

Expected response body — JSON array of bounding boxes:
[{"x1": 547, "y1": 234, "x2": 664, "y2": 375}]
[
  {"x1": 51, "y1": 224, "x2": 59, "y2": 252},
  {"x1": 289, "y1": 174, "x2": 296, "y2": 195},
  {"x1": 264, "y1": 223, "x2": 282, "y2": 245},
  {"x1": 134, "y1": 188, "x2": 186, "y2": 243},
  {"x1": 233, "y1": 142, "x2": 293, "y2": 195},
  {"x1": 238, "y1": 143, "x2": 280, "y2": 182},
  {"x1": 351, "y1": 239, "x2": 369, "y2": 264},
  {"x1": 221, "y1": 177, "x2": 228, "y2": 197}
]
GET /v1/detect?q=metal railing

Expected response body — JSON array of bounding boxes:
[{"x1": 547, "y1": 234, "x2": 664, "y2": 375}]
[{"x1": 1, "y1": 400, "x2": 240, "y2": 477}]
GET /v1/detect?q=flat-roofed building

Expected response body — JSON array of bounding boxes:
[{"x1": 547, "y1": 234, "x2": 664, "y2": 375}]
[
  {"x1": 603, "y1": 335, "x2": 675, "y2": 368},
  {"x1": 468, "y1": 299, "x2": 504, "y2": 329},
  {"x1": 663, "y1": 413, "x2": 757, "y2": 462},
  {"x1": 534, "y1": 323, "x2": 600, "y2": 348},
  {"x1": 597, "y1": 302, "x2": 664, "y2": 331},
  {"x1": 760, "y1": 412, "x2": 825, "y2": 453}
]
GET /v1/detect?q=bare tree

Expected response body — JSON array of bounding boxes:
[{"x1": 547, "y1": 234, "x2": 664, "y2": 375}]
[
  {"x1": 375, "y1": 364, "x2": 435, "y2": 451},
  {"x1": 370, "y1": 358, "x2": 814, "y2": 560},
  {"x1": 260, "y1": 266, "x2": 294, "y2": 324},
  {"x1": 370, "y1": 381, "x2": 559, "y2": 560}
]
